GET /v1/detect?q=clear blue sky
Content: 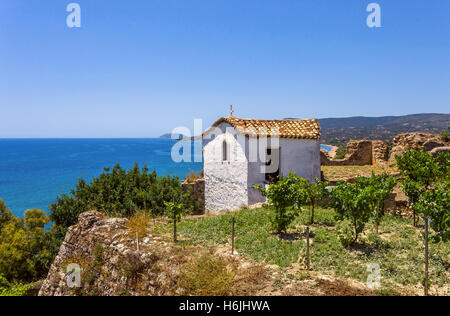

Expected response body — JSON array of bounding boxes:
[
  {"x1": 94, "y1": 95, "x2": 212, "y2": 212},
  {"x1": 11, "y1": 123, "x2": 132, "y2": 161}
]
[{"x1": 1, "y1": 0, "x2": 449, "y2": 138}]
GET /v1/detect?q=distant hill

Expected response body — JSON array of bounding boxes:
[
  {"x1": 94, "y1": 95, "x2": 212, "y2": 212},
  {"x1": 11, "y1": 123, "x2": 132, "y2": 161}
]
[
  {"x1": 159, "y1": 133, "x2": 186, "y2": 140},
  {"x1": 315, "y1": 113, "x2": 449, "y2": 145},
  {"x1": 161, "y1": 114, "x2": 449, "y2": 145}
]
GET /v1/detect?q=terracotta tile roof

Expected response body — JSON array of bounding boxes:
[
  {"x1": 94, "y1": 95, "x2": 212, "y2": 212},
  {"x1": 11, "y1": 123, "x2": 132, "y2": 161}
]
[{"x1": 205, "y1": 116, "x2": 321, "y2": 140}]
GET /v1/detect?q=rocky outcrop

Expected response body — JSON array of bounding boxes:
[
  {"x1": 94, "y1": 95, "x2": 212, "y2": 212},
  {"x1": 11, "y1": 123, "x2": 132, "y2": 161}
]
[
  {"x1": 388, "y1": 132, "x2": 448, "y2": 164},
  {"x1": 37, "y1": 212, "x2": 386, "y2": 297},
  {"x1": 430, "y1": 146, "x2": 450, "y2": 156},
  {"x1": 38, "y1": 211, "x2": 272, "y2": 296},
  {"x1": 38, "y1": 211, "x2": 183, "y2": 296}
]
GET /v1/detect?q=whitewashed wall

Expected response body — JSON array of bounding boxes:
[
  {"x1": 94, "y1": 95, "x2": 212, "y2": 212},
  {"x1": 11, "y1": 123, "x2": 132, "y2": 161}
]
[
  {"x1": 246, "y1": 138, "x2": 321, "y2": 205},
  {"x1": 203, "y1": 123, "x2": 321, "y2": 212},
  {"x1": 203, "y1": 123, "x2": 248, "y2": 213}
]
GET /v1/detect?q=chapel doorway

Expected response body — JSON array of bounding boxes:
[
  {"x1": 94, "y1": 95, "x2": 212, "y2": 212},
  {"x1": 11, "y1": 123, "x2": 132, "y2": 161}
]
[{"x1": 265, "y1": 147, "x2": 280, "y2": 183}]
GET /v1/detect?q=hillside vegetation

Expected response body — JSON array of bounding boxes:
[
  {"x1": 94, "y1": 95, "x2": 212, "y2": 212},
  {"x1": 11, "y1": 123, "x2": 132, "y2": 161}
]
[
  {"x1": 316, "y1": 113, "x2": 449, "y2": 145},
  {"x1": 174, "y1": 207, "x2": 449, "y2": 296}
]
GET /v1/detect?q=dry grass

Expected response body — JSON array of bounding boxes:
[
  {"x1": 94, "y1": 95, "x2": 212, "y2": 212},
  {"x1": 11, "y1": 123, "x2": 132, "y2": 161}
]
[
  {"x1": 126, "y1": 211, "x2": 152, "y2": 242},
  {"x1": 176, "y1": 253, "x2": 235, "y2": 296},
  {"x1": 322, "y1": 165, "x2": 395, "y2": 182},
  {"x1": 184, "y1": 171, "x2": 203, "y2": 183},
  {"x1": 233, "y1": 263, "x2": 270, "y2": 295}
]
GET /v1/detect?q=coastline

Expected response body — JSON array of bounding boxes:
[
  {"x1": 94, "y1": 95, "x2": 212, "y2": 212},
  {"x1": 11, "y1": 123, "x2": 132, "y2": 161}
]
[{"x1": 326, "y1": 144, "x2": 338, "y2": 158}]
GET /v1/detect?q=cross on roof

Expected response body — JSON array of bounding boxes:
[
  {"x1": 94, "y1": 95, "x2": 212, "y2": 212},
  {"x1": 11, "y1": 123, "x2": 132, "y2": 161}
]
[{"x1": 229, "y1": 105, "x2": 234, "y2": 117}]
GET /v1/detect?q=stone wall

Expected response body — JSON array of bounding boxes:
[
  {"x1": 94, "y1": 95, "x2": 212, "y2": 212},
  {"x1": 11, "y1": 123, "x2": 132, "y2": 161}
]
[
  {"x1": 321, "y1": 140, "x2": 383, "y2": 166},
  {"x1": 181, "y1": 178, "x2": 205, "y2": 215},
  {"x1": 371, "y1": 140, "x2": 389, "y2": 166},
  {"x1": 321, "y1": 132, "x2": 447, "y2": 167},
  {"x1": 388, "y1": 132, "x2": 448, "y2": 164},
  {"x1": 345, "y1": 140, "x2": 373, "y2": 165}
]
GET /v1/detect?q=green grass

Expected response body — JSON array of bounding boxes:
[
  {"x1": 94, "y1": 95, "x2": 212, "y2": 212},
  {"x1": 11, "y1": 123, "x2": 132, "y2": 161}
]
[{"x1": 171, "y1": 207, "x2": 449, "y2": 292}]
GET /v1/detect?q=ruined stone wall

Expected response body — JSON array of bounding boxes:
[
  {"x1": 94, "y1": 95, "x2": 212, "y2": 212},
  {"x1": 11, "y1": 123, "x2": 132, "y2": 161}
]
[
  {"x1": 388, "y1": 132, "x2": 448, "y2": 164},
  {"x1": 321, "y1": 132, "x2": 447, "y2": 167},
  {"x1": 321, "y1": 140, "x2": 379, "y2": 166},
  {"x1": 371, "y1": 140, "x2": 389, "y2": 167}
]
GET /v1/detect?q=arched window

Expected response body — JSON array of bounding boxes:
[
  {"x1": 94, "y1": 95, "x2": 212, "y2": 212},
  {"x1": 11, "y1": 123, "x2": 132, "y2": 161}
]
[{"x1": 222, "y1": 140, "x2": 228, "y2": 161}]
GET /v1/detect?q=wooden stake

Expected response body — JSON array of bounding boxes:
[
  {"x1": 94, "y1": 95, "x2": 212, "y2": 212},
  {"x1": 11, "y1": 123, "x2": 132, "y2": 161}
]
[
  {"x1": 424, "y1": 216, "x2": 429, "y2": 296},
  {"x1": 306, "y1": 227, "x2": 311, "y2": 271},
  {"x1": 232, "y1": 216, "x2": 235, "y2": 255},
  {"x1": 173, "y1": 211, "x2": 177, "y2": 243},
  {"x1": 136, "y1": 232, "x2": 140, "y2": 252}
]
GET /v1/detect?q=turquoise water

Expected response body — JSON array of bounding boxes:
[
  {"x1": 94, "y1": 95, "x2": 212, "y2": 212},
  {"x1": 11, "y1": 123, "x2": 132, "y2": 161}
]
[
  {"x1": 0, "y1": 139, "x2": 203, "y2": 217},
  {"x1": 1, "y1": 139, "x2": 332, "y2": 218},
  {"x1": 320, "y1": 144, "x2": 332, "y2": 152}
]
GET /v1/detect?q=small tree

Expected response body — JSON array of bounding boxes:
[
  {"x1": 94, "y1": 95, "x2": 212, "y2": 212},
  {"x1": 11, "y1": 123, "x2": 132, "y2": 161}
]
[
  {"x1": 413, "y1": 181, "x2": 449, "y2": 296},
  {"x1": 356, "y1": 173, "x2": 396, "y2": 234},
  {"x1": 164, "y1": 202, "x2": 183, "y2": 242},
  {"x1": 330, "y1": 181, "x2": 372, "y2": 245},
  {"x1": 400, "y1": 180, "x2": 421, "y2": 226},
  {"x1": 414, "y1": 181, "x2": 449, "y2": 242},
  {"x1": 295, "y1": 177, "x2": 329, "y2": 224},
  {"x1": 395, "y1": 150, "x2": 449, "y2": 295},
  {"x1": 253, "y1": 173, "x2": 299, "y2": 234},
  {"x1": 396, "y1": 150, "x2": 448, "y2": 226}
]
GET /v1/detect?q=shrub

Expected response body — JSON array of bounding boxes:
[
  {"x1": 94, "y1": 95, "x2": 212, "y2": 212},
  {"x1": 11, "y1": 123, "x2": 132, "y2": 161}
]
[
  {"x1": 0, "y1": 202, "x2": 57, "y2": 283},
  {"x1": 335, "y1": 146, "x2": 347, "y2": 159},
  {"x1": 413, "y1": 181, "x2": 450, "y2": 242},
  {"x1": 50, "y1": 163, "x2": 192, "y2": 233},
  {"x1": 177, "y1": 254, "x2": 235, "y2": 296},
  {"x1": 396, "y1": 149, "x2": 449, "y2": 235},
  {"x1": 0, "y1": 274, "x2": 31, "y2": 296},
  {"x1": 330, "y1": 181, "x2": 373, "y2": 245},
  {"x1": 335, "y1": 220, "x2": 355, "y2": 248},
  {"x1": 118, "y1": 252, "x2": 147, "y2": 285},
  {"x1": 355, "y1": 173, "x2": 396, "y2": 233},
  {"x1": 440, "y1": 130, "x2": 449, "y2": 143},
  {"x1": 396, "y1": 149, "x2": 450, "y2": 295},
  {"x1": 253, "y1": 173, "x2": 300, "y2": 234},
  {"x1": 127, "y1": 211, "x2": 152, "y2": 243},
  {"x1": 294, "y1": 177, "x2": 329, "y2": 224}
]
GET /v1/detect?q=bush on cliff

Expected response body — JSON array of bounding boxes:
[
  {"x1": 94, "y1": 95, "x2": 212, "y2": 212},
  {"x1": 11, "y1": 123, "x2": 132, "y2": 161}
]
[
  {"x1": 49, "y1": 163, "x2": 192, "y2": 234},
  {"x1": 0, "y1": 200, "x2": 57, "y2": 283},
  {"x1": 0, "y1": 274, "x2": 31, "y2": 296}
]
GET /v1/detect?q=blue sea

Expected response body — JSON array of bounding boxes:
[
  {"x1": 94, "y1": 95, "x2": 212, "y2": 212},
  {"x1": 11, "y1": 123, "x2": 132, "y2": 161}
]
[
  {"x1": 321, "y1": 144, "x2": 332, "y2": 152},
  {"x1": 0, "y1": 139, "x2": 203, "y2": 217},
  {"x1": 0, "y1": 139, "x2": 333, "y2": 218}
]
